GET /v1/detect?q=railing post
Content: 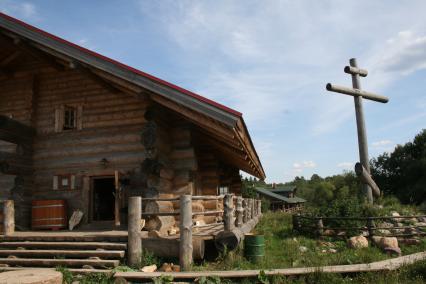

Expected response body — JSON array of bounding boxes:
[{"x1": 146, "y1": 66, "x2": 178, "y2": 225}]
[
  {"x1": 224, "y1": 194, "x2": 234, "y2": 231},
  {"x1": 4, "y1": 200, "x2": 14, "y2": 236},
  {"x1": 316, "y1": 218, "x2": 324, "y2": 237},
  {"x1": 367, "y1": 217, "x2": 375, "y2": 238},
  {"x1": 258, "y1": 199, "x2": 262, "y2": 215},
  {"x1": 243, "y1": 199, "x2": 248, "y2": 223},
  {"x1": 235, "y1": 196, "x2": 243, "y2": 228},
  {"x1": 128, "y1": 196, "x2": 142, "y2": 267},
  {"x1": 179, "y1": 194, "x2": 193, "y2": 271},
  {"x1": 250, "y1": 199, "x2": 255, "y2": 219}
]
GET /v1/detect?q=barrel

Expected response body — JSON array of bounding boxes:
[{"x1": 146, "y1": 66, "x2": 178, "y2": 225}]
[
  {"x1": 244, "y1": 234, "x2": 265, "y2": 263},
  {"x1": 31, "y1": 200, "x2": 67, "y2": 230}
]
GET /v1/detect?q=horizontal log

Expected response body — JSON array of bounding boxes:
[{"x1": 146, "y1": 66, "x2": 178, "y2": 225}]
[
  {"x1": 355, "y1": 163, "x2": 380, "y2": 198},
  {"x1": 344, "y1": 66, "x2": 368, "y2": 77},
  {"x1": 0, "y1": 249, "x2": 124, "y2": 259},
  {"x1": 326, "y1": 83, "x2": 389, "y2": 103},
  {"x1": 0, "y1": 241, "x2": 127, "y2": 250},
  {"x1": 0, "y1": 115, "x2": 35, "y2": 139},
  {"x1": 115, "y1": 251, "x2": 426, "y2": 279},
  {"x1": 0, "y1": 258, "x2": 119, "y2": 268},
  {"x1": 215, "y1": 216, "x2": 260, "y2": 251}
]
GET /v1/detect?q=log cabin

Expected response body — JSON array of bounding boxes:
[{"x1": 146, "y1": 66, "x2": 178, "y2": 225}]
[{"x1": 0, "y1": 12, "x2": 265, "y2": 231}]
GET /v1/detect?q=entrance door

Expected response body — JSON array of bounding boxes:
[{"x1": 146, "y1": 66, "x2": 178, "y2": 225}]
[{"x1": 92, "y1": 177, "x2": 115, "y2": 221}]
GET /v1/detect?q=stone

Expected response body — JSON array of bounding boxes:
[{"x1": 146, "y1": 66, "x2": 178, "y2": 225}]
[
  {"x1": 404, "y1": 227, "x2": 418, "y2": 235},
  {"x1": 337, "y1": 231, "x2": 347, "y2": 236},
  {"x1": 140, "y1": 264, "x2": 157, "y2": 272},
  {"x1": 0, "y1": 269, "x2": 62, "y2": 284},
  {"x1": 317, "y1": 241, "x2": 335, "y2": 247},
  {"x1": 171, "y1": 264, "x2": 180, "y2": 272},
  {"x1": 69, "y1": 210, "x2": 84, "y2": 231},
  {"x1": 384, "y1": 247, "x2": 402, "y2": 256},
  {"x1": 328, "y1": 248, "x2": 337, "y2": 253},
  {"x1": 417, "y1": 217, "x2": 426, "y2": 223},
  {"x1": 347, "y1": 236, "x2": 368, "y2": 249},
  {"x1": 168, "y1": 227, "x2": 178, "y2": 235},
  {"x1": 377, "y1": 229, "x2": 391, "y2": 236},
  {"x1": 299, "y1": 246, "x2": 308, "y2": 253},
  {"x1": 322, "y1": 229, "x2": 335, "y2": 236},
  {"x1": 414, "y1": 222, "x2": 426, "y2": 227},
  {"x1": 391, "y1": 212, "x2": 400, "y2": 217},
  {"x1": 159, "y1": 263, "x2": 173, "y2": 272},
  {"x1": 380, "y1": 222, "x2": 394, "y2": 228},
  {"x1": 399, "y1": 238, "x2": 421, "y2": 245},
  {"x1": 380, "y1": 237, "x2": 399, "y2": 249}
]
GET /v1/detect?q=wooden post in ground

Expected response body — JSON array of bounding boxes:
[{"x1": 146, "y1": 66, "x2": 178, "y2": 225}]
[
  {"x1": 128, "y1": 196, "x2": 142, "y2": 267},
  {"x1": 179, "y1": 194, "x2": 193, "y2": 271},
  {"x1": 243, "y1": 199, "x2": 248, "y2": 224},
  {"x1": 258, "y1": 199, "x2": 262, "y2": 215},
  {"x1": 3, "y1": 200, "x2": 14, "y2": 235},
  {"x1": 224, "y1": 194, "x2": 235, "y2": 231},
  {"x1": 316, "y1": 218, "x2": 324, "y2": 237},
  {"x1": 235, "y1": 196, "x2": 243, "y2": 228},
  {"x1": 367, "y1": 217, "x2": 375, "y2": 238}
]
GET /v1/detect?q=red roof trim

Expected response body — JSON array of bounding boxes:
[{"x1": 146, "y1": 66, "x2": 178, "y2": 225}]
[{"x1": 0, "y1": 12, "x2": 242, "y2": 117}]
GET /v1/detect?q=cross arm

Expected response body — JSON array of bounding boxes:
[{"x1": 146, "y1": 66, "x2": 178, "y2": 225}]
[
  {"x1": 344, "y1": 65, "x2": 368, "y2": 77},
  {"x1": 326, "y1": 83, "x2": 389, "y2": 103}
]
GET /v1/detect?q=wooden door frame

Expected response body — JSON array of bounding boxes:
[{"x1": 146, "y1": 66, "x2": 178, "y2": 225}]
[{"x1": 89, "y1": 175, "x2": 116, "y2": 223}]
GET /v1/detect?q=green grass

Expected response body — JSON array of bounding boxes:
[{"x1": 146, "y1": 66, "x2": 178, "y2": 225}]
[{"x1": 193, "y1": 211, "x2": 426, "y2": 272}]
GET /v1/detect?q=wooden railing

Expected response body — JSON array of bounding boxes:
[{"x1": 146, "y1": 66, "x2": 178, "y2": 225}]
[
  {"x1": 293, "y1": 214, "x2": 426, "y2": 238},
  {"x1": 127, "y1": 194, "x2": 262, "y2": 270},
  {"x1": 0, "y1": 200, "x2": 14, "y2": 236}
]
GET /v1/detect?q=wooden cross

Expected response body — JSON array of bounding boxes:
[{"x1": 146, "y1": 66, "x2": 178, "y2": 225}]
[{"x1": 326, "y1": 58, "x2": 389, "y2": 204}]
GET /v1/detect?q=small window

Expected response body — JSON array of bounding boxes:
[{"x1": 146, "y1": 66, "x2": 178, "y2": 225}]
[
  {"x1": 218, "y1": 186, "x2": 229, "y2": 195},
  {"x1": 55, "y1": 105, "x2": 83, "y2": 132},
  {"x1": 63, "y1": 106, "x2": 77, "y2": 130},
  {"x1": 53, "y1": 175, "x2": 76, "y2": 190}
]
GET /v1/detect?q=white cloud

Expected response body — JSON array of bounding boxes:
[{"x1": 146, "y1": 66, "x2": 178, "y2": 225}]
[
  {"x1": 0, "y1": 1, "x2": 38, "y2": 20},
  {"x1": 337, "y1": 162, "x2": 353, "y2": 169},
  {"x1": 293, "y1": 161, "x2": 316, "y2": 169},
  {"x1": 371, "y1": 140, "x2": 393, "y2": 147}
]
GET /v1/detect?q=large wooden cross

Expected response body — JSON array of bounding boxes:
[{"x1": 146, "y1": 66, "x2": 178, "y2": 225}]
[{"x1": 326, "y1": 58, "x2": 389, "y2": 204}]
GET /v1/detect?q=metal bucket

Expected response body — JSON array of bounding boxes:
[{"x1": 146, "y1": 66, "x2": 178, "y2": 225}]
[{"x1": 244, "y1": 234, "x2": 265, "y2": 263}]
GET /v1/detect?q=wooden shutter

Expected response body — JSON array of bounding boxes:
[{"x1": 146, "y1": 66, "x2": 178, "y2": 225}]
[
  {"x1": 54, "y1": 105, "x2": 65, "y2": 133},
  {"x1": 53, "y1": 176, "x2": 58, "y2": 190},
  {"x1": 77, "y1": 105, "x2": 83, "y2": 130}
]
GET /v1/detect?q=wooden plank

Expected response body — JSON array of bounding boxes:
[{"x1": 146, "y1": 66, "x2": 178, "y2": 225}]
[
  {"x1": 0, "y1": 258, "x2": 119, "y2": 268},
  {"x1": 115, "y1": 251, "x2": 426, "y2": 279},
  {"x1": 0, "y1": 249, "x2": 125, "y2": 259},
  {"x1": 0, "y1": 241, "x2": 127, "y2": 250}
]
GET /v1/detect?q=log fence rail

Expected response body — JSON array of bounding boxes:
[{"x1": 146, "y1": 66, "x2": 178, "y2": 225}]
[
  {"x1": 293, "y1": 214, "x2": 426, "y2": 238},
  {"x1": 128, "y1": 194, "x2": 262, "y2": 270}
]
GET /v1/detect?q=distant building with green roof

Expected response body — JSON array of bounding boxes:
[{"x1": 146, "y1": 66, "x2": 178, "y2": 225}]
[{"x1": 255, "y1": 186, "x2": 305, "y2": 212}]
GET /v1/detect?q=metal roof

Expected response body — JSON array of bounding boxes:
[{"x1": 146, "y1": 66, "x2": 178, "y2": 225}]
[{"x1": 255, "y1": 187, "x2": 306, "y2": 204}]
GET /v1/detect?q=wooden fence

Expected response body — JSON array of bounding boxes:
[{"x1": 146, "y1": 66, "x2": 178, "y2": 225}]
[
  {"x1": 127, "y1": 194, "x2": 262, "y2": 270},
  {"x1": 293, "y1": 214, "x2": 426, "y2": 238}
]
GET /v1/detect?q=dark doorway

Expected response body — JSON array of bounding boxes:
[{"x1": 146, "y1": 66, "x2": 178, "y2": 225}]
[{"x1": 92, "y1": 177, "x2": 115, "y2": 221}]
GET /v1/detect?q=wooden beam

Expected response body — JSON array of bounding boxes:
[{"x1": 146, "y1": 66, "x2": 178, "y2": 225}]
[
  {"x1": 0, "y1": 50, "x2": 21, "y2": 67},
  {"x1": 0, "y1": 115, "x2": 35, "y2": 141},
  {"x1": 326, "y1": 83, "x2": 388, "y2": 103}
]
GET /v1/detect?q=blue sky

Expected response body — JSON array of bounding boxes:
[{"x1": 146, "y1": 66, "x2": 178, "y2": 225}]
[{"x1": 1, "y1": 1, "x2": 425, "y2": 182}]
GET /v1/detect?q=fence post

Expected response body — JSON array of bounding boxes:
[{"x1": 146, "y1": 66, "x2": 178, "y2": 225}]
[
  {"x1": 235, "y1": 196, "x2": 243, "y2": 228},
  {"x1": 257, "y1": 199, "x2": 262, "y2": 215},
  {"x1": 367, "y1": 217, "x2": 375, "y2": 238},
  {"x1": 4, "y1": 200, "x2": 14, "y2": 236},
  {"x1": 316, "y1": 218, "x2": 324, "y2": 237},
  {"x1": 243, "y1": 199, "x2": 248, "y2": 223},
  {"x1": 224, "y1": 194, "x2": 234, "y2": 231},
  {"x1": 179, "y1": 194, "x2": 193, "y2": 271},
  {"x1": 128, "y1": 196, "x2": 142, "y2": 267}
]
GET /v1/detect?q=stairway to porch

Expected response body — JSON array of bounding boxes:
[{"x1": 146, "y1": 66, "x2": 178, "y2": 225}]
[{"x1": 0, "y1": 231, "x2": 127, "y2": 270}]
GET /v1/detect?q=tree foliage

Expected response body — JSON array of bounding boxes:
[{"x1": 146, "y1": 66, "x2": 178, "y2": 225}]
[{"x1": 371, "y1": 129, "x2": 426, "y2": 204}]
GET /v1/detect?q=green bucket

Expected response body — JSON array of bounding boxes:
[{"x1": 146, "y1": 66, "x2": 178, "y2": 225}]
[{"x1": 244, "y1": 234, "x2": 265, "y2": 263}]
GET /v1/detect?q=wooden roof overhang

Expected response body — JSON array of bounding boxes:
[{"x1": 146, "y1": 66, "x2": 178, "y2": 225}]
[{"x1": 0, "y1": 12, "x2": 266, "y2": 179}]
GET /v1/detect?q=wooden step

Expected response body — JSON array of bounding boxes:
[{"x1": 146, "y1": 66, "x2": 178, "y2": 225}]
[
  {"x1": 0, "y1": 241, "x2": 127, "y2": 250},
  {"x1": 0, "y1": 258, "x2": 120, "y2": 268},
  {"x1": 0, "y1": 235, "x2": 127, "y2": 242},
  {"x1": 0, "y1": 250, "x2": 125, "y2": 259}
]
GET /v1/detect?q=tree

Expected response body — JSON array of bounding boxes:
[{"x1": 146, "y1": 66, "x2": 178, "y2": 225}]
[{"x1": 371, "y1": 129, "x2": 426, "y2": 204}]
